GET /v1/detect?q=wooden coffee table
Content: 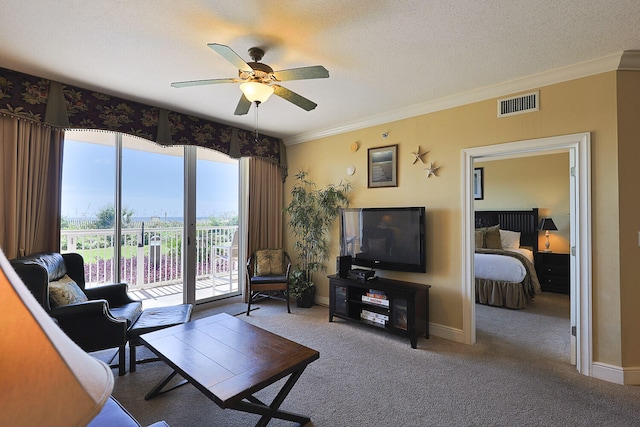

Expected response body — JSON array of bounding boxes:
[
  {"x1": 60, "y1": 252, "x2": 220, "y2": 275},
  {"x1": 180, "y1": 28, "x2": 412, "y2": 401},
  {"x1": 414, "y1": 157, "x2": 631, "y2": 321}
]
[{"x1": 140, "y1": 312, "x2": 319, "y2": 426}]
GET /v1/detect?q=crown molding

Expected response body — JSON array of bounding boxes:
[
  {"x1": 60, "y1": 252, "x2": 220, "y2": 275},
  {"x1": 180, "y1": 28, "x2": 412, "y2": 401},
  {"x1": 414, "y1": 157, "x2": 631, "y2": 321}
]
[
  {"x1": 285, "y1": 51, "x2": 632, "y2": 146},
  {"x1": 618, "y1": 49, "x2": 640, "y2": 70}
]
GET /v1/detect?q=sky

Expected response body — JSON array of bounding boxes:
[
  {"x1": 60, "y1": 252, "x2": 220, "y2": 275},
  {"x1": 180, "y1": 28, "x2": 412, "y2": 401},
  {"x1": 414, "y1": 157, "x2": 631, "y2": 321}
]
[{"x1": 61, "y1": 139, "x2": 239, "y2": 219}]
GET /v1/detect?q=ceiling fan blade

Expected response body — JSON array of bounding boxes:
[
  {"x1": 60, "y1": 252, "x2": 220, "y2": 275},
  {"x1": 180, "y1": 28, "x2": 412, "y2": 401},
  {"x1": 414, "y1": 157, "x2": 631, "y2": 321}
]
[
  {"x1": 272, "y1": 66, "x2": 329, "y2": 81},
  {"x1": 234, "y1": 94, "x2": 252, "y2": 116},
  {"x1": 208, "y1": 43, "x2": 253, "y2": 72},
  {"x1": 272, "y1": 85, "x2": 318, "y2": 111},
  {"x1": 171, "y1": 78, "x2": 238, "y2": 88}
]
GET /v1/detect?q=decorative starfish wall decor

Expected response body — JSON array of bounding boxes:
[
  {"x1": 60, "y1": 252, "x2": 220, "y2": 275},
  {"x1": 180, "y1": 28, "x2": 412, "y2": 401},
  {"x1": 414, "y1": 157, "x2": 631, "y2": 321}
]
[
  {"x1": 425, "y1": 162, "x2": 440, "y2": 178},
  {"x1": 410, "y1": 146, "x2": 428, "y2": 164}
]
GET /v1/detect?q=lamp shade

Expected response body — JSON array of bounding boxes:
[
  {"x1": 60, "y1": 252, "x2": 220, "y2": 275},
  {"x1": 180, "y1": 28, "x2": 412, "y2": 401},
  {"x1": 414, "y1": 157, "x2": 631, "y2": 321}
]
[
  {"x1": 0, "y1": 249, "x2": 113, "y2": 427},
  {"x1": 537, "y1": 217, "x2": 558, "y2": 231},
  {"x1": 240, "y1": 81, "x2": 274, "y2": 103}
]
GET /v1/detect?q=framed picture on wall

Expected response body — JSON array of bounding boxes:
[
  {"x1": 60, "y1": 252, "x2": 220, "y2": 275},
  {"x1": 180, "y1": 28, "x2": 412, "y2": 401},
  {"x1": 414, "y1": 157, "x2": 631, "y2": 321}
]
[
  {"x1": 473, "y1": 167, "x2": 484, "y2": 200},
  {"x1": 368, "y1": 144, "x2": 398, "y2": 188}
]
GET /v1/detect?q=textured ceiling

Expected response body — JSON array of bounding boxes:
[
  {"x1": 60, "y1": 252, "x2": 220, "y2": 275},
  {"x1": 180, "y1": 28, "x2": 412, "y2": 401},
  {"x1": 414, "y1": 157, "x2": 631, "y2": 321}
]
[{"x1": 2, "y1": 1, "x2": 640, "y2": 143}]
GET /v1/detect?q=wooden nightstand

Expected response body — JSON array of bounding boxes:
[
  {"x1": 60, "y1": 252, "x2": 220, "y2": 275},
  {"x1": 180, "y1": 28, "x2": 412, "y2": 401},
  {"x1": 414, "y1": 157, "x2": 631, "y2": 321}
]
[{"x1": 534, "y1": 252, "x2": 569, "y2": 294}]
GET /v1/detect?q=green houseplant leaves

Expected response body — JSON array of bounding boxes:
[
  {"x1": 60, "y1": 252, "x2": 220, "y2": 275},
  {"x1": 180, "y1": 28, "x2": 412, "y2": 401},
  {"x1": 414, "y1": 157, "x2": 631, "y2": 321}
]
[{"x1": 284, "y1": 170, "x2": 351, "y2": 305}]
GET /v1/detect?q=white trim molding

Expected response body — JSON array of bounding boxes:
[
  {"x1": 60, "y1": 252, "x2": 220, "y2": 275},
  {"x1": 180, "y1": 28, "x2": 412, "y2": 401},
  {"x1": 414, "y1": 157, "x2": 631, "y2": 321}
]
[
  {"x1": 592, "y1": 363, "x2": 640, "y2": 386},
  {"x1": 429, "y1": 323, "x2": 465, "y2": 344}
]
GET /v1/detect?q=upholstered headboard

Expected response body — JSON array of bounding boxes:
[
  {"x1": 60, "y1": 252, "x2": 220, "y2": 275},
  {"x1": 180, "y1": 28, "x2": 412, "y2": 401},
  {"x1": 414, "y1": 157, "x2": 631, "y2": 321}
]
[{"x1": 475, "y1": 208, "x2": 539, "y2": 253}]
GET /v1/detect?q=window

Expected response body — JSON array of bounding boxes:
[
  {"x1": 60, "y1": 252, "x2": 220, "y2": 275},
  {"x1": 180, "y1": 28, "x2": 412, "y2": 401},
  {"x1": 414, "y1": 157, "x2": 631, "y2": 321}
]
[{"x1": 61, "y1": 130, "x2": 240, "y2": 307}]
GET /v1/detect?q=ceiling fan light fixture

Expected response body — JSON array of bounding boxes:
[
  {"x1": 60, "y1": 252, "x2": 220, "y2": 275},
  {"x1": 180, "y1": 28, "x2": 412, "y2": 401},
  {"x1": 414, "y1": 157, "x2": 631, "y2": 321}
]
[
  {"x1": 172, "y1": 44, "x2": 327, "y2": 114},
  {"x1": 240, "y1": 81, "x2": 274, "y2": 103}
]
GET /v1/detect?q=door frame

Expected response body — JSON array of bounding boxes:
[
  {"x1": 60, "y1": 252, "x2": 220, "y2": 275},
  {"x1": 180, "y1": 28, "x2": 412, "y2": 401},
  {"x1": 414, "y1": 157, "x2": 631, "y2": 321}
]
[{"x1": 461, "y1": 132, "x2": 592, "y2": 376}]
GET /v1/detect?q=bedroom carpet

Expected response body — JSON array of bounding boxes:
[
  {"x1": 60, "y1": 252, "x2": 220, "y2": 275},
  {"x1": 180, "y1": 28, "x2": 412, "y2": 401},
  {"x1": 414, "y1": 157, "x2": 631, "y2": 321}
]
[{"x1": 110, "y1": 294, "x2": 640, "y2": 426}]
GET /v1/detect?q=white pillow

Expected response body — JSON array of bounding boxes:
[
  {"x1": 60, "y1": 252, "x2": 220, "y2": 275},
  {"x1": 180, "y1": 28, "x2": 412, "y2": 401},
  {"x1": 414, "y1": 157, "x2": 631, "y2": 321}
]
[{"x1": 499, "y1": 229, "x2": 521, "y2": 249}]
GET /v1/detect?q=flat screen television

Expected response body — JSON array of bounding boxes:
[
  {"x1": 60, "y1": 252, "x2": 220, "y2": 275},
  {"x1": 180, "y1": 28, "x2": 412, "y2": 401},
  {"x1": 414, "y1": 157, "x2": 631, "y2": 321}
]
[{"x1": 339, "y1": 206, "x2": 426, "y2": 273}]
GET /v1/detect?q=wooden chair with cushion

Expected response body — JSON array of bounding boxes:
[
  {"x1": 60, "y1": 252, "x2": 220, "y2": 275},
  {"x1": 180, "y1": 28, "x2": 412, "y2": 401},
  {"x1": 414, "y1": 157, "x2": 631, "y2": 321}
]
[{"x1": 246, "y1": 249, "x2": 292, "y2": 315}]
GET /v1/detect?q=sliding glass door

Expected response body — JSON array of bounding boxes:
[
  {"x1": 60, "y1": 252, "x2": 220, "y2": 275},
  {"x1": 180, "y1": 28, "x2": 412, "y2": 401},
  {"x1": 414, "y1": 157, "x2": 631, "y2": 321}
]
[
  {"x1": 195, "y1": 146, "x2": 240, "y2": 303},
  {"x1": 61, "y1": 131, "x2": 117, "y2": 285},
  {"x1": 121, "y1": 134, "x2": 185, "y2": 307},
  {"x1": 60, "y1": 130, "x2": 241, "y2": 308}
]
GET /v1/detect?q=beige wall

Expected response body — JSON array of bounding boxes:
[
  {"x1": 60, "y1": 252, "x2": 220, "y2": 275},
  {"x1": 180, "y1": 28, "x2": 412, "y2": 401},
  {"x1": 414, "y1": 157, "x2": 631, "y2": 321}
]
[
  {"x1": 284, "y1": 71, "x2": 639, "y2": 369},
  {"x1": 475, "y1": 154, "x2": 570, "y2": 254},
  {"x1": 616, "y1": 71, "x2": 640, "y2": 368}
]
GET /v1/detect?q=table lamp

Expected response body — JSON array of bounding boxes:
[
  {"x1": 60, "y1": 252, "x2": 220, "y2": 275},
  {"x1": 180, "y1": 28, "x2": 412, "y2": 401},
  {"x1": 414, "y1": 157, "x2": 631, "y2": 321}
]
[
  {"x1": 0, "y1": 249, "x2": 113, "y2": 427},
  {"x1": 537, "y1": 217, "x2": 558, "y2": 252}
]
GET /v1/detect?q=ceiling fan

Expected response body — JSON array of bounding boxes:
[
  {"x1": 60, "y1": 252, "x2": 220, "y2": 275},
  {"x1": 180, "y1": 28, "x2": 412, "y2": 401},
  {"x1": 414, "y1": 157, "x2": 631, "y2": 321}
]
[{"x1": 171, "y1": 43, "x2": 329, "y2": 115}]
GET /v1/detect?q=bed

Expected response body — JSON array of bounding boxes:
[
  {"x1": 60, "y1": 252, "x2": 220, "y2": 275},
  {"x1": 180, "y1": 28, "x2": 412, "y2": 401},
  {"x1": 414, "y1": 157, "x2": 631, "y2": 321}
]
[{"x1": 474, "y1": 209, "x2": 542, "y2": 309}]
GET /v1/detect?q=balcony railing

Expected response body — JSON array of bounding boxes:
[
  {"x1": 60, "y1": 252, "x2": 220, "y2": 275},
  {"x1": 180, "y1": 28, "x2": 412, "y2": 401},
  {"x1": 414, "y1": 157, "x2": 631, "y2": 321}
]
[{"x1": 61, "y1": 225, "x2": 239, "y2": 302}]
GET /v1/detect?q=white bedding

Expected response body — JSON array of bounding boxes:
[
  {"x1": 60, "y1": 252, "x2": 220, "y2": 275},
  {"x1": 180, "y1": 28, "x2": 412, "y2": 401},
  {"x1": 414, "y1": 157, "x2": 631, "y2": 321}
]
[{"x1": 474, "y1": 248, "x2": 534, "y2": 282}]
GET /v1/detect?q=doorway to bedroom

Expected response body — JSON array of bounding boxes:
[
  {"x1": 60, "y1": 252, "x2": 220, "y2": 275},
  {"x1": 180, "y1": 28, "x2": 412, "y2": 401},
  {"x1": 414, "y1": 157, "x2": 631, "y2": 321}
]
[
  {"x1": 473, "y1": 155, "x2": 572, "y2": 368},
  {"x1": 462, "y1": 132, "x2": 592, "y2": 377}
]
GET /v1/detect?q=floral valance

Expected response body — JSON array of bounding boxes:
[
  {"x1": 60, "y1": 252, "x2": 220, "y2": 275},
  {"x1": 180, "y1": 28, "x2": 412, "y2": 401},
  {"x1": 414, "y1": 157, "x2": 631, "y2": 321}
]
[{"x1": 0, "y1": 66, "x2": 286, "y2": 169}]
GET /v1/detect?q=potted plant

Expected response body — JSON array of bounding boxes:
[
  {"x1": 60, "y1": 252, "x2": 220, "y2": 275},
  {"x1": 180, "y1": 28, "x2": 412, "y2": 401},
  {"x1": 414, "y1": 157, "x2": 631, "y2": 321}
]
[
  {"x1": 288, "y1": 269, "x2": 315, "y2": 308},
  {"x1": 284, "y1": 170, "x2": 351, "y2": 307}
]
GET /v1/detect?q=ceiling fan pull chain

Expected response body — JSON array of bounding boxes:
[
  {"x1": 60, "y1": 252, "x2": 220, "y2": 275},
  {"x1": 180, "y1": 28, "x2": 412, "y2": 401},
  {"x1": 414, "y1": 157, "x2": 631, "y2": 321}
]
[{"x1": 254, "y1": 101, "x2": 260, "y2": 141}]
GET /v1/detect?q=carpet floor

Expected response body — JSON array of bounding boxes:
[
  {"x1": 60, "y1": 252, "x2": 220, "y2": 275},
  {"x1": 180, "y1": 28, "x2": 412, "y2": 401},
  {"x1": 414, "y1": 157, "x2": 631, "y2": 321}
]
[{"x1": 109, "y1": 294, "x2": 640, "y2": 426}]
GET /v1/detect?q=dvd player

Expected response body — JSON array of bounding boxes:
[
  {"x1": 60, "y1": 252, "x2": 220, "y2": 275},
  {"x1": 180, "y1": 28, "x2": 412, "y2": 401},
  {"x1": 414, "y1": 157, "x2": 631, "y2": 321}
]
[{"x1": 347, "y1": 268, "x2": 376, "y2": 282}]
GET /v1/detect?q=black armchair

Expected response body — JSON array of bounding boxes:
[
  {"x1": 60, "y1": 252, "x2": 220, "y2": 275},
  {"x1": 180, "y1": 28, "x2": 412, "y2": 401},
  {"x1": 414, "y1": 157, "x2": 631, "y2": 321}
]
[{"x1": 10, "y1": 252, "x2": 142, "y2": 376}]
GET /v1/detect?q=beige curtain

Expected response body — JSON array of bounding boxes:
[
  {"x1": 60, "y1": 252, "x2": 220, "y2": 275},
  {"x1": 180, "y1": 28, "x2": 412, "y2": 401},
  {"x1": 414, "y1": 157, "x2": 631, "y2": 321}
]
[
  {"x1": 245, "y1": 157, "x2": 284, "y2": 298},
  {"x1": 0, "y1": 116, "x2": 64, "y2": 258}
]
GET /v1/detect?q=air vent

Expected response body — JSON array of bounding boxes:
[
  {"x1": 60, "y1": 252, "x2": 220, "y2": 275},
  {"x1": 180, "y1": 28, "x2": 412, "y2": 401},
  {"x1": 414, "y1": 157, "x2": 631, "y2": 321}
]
[{"x1": 497, "y1": 91, "x2": 539, "y2": 117}]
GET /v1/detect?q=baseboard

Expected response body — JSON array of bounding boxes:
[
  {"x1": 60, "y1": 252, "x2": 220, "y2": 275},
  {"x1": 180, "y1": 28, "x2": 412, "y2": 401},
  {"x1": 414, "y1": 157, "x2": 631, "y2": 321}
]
[
  {"x1": 315, "y1": 295, "x2": 329, "y2": 306},
  {"x1": 592, "y1": 362, "x2": 640, "y2": 385},
  {"x1": 428, "y1": 322, "x2": 466, "y2": 343}
]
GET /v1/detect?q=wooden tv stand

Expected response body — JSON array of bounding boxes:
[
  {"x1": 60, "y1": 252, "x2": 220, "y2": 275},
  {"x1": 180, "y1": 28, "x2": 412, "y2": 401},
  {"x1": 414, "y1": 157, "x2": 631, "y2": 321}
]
[{"x1": 328, "y1": 275, "x2": 430, "y2": 348}]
